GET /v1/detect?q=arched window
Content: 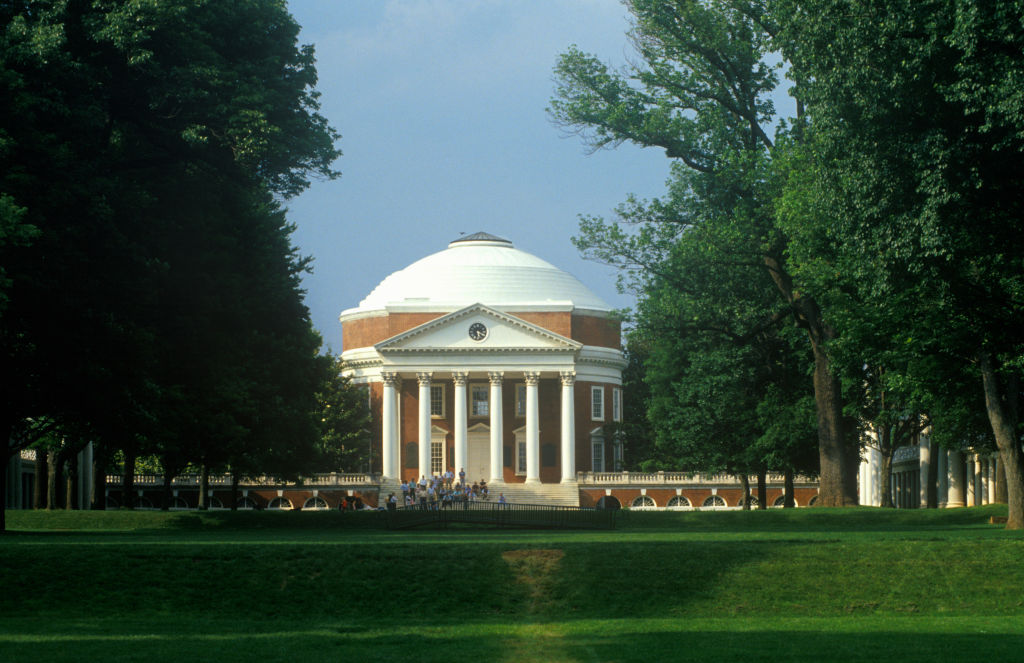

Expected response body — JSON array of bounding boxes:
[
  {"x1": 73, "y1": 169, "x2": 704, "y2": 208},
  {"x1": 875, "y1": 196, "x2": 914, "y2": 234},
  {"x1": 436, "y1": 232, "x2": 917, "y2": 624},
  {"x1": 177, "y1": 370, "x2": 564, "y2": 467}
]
[
  {"x1": 237, "y1": 496, "x2": 258, "y2": 510},
  {"x1": 133, "y1": 496, "x2": 154, "y2": 510},
  {"x1": 631, "y1": 495, "x2": 656, "y2": 509},
  {"x1": 268, "y1": 497, "x2": 293, "y2": 510},
  {"x1": 206, "y1": 496, "x2": 224, "y2": 509},
  {"x1": 702, "y1": 495, "x2": 726, "y2": 508},
  {"x1": 772, "y1": 495, "x2": 798, "y2": 507},
  {"x1": 667, "y1": 495, "x2": 691, "y2": 509},
  {"x1": 105, "y1": 496, "x2": 119, "y2": 509},
  {"x1": 170, "y1": 497, "x2": 190, "y2": 510},
  {"x1": 596, "y1": 496, "x2": 621, "y2": 510},
  {"x1": 738, "y1": 495, "x2": 759, "y2": 508},
  {"x1": 303, "y1": 496, "x2": 328, "y2": 510},
  {"x1": 808, "y1": 495, "x2": 819, "y2": 507}
]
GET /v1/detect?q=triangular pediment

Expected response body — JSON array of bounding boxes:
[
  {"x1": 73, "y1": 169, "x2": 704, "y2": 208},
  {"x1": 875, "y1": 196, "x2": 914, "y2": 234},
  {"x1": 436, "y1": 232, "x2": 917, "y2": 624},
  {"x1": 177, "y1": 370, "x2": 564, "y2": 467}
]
[{"x1": 375, "y1": 304, "x2": 581, "y2": 354}]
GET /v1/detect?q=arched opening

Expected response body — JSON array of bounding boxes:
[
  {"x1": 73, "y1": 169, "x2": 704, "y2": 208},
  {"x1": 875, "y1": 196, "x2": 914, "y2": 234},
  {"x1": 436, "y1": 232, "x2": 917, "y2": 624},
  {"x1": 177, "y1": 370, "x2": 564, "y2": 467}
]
[
  {"x1": 701, "y1": 495, "x2": 726, "y2": 508},
  {"x1": 631, "y1": 495, "x2": 656, "y2": 509},
  {"x1": 268, "y1": 497, "x2": 293, "y2": 510},
  {"x1": 303, "y1": 496, "x2": 329, "y2": 510},
  {"x1": 667, "y1": 495, "x2": 691, "y2": 509},
  {"x1": 596, "y1": 495, "x2": 621, "y2": 510}
]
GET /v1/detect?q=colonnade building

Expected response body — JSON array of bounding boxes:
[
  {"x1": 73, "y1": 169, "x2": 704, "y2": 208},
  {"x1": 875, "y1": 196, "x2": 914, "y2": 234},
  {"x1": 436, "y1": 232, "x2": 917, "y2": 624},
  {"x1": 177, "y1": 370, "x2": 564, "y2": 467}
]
[{"x1": 339, "y1": 232, "x2": 627, "y2": 501}]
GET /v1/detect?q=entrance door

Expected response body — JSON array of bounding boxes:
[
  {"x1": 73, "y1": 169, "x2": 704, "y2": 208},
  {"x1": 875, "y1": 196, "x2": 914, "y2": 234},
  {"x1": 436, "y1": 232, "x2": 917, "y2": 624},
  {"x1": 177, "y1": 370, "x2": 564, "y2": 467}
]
[{"x1": 466, "y1": 425, "x2": 490, "y2": 485}]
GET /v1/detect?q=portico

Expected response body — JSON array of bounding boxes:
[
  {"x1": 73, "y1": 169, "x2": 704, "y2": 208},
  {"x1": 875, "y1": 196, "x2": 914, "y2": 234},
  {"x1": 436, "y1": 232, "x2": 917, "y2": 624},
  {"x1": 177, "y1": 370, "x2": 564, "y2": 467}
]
[{"x1": 339, "y1": 234, "x2": 626, "y2": 497}]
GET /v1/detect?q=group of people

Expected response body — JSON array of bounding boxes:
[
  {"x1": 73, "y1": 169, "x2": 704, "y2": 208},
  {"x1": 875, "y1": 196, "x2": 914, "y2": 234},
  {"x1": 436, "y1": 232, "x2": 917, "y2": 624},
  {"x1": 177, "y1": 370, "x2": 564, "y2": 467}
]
[{"x1": 392, "y1": 469, "x2": 505, "y2": 510}]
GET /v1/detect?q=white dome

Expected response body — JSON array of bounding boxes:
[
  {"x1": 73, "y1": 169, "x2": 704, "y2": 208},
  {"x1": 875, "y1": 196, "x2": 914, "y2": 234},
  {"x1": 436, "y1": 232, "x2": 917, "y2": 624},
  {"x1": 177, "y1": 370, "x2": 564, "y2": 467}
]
[{"x1": 342, "y1": 233, "x2": 611, "y2": 316}]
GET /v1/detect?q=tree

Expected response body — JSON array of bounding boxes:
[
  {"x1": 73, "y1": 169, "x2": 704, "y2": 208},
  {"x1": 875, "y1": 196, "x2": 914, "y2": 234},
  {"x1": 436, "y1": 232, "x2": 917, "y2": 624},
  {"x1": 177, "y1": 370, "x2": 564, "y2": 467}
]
[
  {"x1": 0, "y1": 0, "x2": 340, "y2": 529},
  {"x1": 551, "y1": 0, "x2": 855, "y2": 503},
  {"x1": 775, "y1": 0, "x2": 1024, "y2": 526}
]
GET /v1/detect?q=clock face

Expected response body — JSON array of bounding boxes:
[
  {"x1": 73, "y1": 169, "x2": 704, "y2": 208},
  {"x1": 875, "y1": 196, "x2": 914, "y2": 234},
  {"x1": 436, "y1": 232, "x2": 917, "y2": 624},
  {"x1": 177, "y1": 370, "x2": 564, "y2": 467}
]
[{"x1": 468, "y1": 322, "x2": 488, "y2": 341}]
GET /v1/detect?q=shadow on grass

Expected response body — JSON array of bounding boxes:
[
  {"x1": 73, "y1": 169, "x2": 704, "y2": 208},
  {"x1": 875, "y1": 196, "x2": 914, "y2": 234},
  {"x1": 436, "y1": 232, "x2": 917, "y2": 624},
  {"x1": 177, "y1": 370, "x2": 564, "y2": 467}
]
[{"x1": 1, "y1": 621, "x2": 1021, "y2": 663}]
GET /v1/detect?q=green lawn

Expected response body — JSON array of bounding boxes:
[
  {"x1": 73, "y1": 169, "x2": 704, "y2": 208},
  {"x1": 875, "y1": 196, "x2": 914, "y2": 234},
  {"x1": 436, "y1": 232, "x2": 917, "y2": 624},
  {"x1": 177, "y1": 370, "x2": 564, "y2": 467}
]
[{"x1": 2, "y1": 506, "x2": 1022, "y2": 662}]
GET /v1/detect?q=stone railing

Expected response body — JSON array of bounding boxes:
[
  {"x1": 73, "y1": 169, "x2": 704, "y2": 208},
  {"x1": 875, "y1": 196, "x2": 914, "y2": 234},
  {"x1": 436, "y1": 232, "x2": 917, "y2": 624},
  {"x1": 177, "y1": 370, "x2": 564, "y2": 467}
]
[
  {"x1": 576, "y1": 471, "x2": 816, "y2": 486},
  {"x1": 105, "y1": 472, "x2": 379, "y2": 488}
]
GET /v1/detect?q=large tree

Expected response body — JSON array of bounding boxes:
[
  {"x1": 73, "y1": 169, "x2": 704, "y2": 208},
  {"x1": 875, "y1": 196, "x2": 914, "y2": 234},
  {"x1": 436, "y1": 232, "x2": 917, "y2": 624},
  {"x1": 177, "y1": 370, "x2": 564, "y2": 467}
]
[
  {"x1": 0, "y1": 0, "x2": 340, "y2": 529},
  {"x1": 551, "y1": 0, "x2": 856, "y2": 503},
  {"x1": 775, "y1": 0, "x2": 1024, "y2": 526}
]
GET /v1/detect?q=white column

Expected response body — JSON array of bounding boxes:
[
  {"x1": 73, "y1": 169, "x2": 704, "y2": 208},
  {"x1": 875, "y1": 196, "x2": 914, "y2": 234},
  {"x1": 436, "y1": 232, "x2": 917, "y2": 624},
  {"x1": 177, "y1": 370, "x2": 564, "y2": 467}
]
[
  {"x1": 919, "y1": 435, "x2": 931, "y2": 508},
  {"x1": 937, "y1": 445, "x2": 948, "y2": 508},
  {"x1": 453, "y1": 371, "x2": 468, "y2": 480},
  {"x1": 560, "y1": 371, "x2": 576, "y2": 484},
  {"x1": 868, "y1": 446, "x2": 881, "y2": 506},
  {"x1": 859, "y1": 453, "x2": 868, "y2": 505},
  {"x1": 988, "y1": 454, "x2": 997, "y2": 504},
  {"x1": 77, "y1": 441, "x2": 94, "y2": 509},
  {"x1": 417, "y1": 372, "x2": 432, "y2": 479},
  {"x1": 524, "y1": 371, "x2": 541, "y2": 484},
  {"x1": 381, "y1": 372, "x2": 399, "y2": 480},
  {"x1": 488, "y1": 371, "x2": 504, "y2": 483},
  {"x1": 947, "y1": 450, "x2": 965, "y2": 508}
]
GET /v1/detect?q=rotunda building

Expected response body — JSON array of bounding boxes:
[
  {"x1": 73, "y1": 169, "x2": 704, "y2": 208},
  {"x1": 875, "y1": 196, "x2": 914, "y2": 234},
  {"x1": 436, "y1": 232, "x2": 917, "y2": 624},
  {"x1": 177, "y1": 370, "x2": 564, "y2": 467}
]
[{"x1": 339, "y1": 232, "x2": 626, "y2": 498}]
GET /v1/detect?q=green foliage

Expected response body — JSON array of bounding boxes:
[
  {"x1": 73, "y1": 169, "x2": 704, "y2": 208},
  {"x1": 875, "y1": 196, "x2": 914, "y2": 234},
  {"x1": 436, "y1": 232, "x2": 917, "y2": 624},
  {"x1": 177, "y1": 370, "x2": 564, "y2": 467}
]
[
  {"x1": 0, "y1": 0, "x2": 342, "y2": 512},
  {"x1": 552, "y1": 1, "x2": 819, "y2": 479}
]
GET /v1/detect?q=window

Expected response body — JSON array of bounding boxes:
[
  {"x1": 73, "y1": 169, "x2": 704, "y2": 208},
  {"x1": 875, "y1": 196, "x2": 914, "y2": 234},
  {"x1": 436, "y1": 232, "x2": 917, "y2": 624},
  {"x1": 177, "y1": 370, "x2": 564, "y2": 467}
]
[
  {"x1": 592, "y1": 438, "x2": 604, "y2": 472},
  {"x1": 471, "y1": 384, "x2": 489, "y2": 417},
  {"x1": 667, "y1": 495, "x2": 691, "y2": 509},
  {"x1": 516, "y1": 440, "x2": 527, "y2": 476},
  {"x1": 612, "y1": 388, "x2": 622, "y2": 421},
  {"x1": 237, "y1": 496, "x2": 258, "y2": 510},
  {"x1": 591, "y1": 386, "x2": 604, "y2": 421},
  {"x1": 702, "y1": 495, "x2": 726, "y2": 508},
  {"x1": 515, "y1": 384, "x2": 526, "y2": 418},
  {"x1": 404, "y1": 442, "x2": 417, "y2": 469},
  {"x1": 631, "y1": 495, "x2": 656, "y2": 509},
  {"x1": 612, "y1": 438, "x2": 623, "y2": 471},
  {"x1": 431, "y1": 439, "x2": 444, "y2": 475},
  {"x1": 430, "y1": 384, "x2": 444, "y2": 417},
  {"x1": 268, "y1": 497, "x2": 293, "y2": 510},
  {"x1": 738, "y1": 495, "x2": 759, "y2": 508},
  {"x1": 170, "y1": 497, "x2": 190, "y2": 510},
  {"x1": 303, "y1": 496, "x2": 329, "y2": 510}
]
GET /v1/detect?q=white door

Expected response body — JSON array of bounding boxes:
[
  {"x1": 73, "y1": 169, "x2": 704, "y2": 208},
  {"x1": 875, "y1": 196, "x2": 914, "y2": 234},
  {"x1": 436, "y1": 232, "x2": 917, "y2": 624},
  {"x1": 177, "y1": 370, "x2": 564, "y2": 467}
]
[{"x1": 466, "y1": 429, "x2": 490, "y2": 485}]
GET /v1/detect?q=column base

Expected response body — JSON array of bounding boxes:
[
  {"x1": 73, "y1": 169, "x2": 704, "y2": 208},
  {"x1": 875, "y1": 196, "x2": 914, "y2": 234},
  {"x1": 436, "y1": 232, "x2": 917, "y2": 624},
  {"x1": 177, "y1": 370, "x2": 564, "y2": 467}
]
[
  {"x1": 524, "y1": 477, "x2": 540, "y2": 485},
  {"x1": 946, "y1": 501, "x2": 965, "y2": 508}
]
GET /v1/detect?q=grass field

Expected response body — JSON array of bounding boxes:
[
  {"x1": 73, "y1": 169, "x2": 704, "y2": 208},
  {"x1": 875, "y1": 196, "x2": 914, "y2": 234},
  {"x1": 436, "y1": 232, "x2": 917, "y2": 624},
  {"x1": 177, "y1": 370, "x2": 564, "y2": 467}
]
[{"x1": 2, "y1": 505, "x2": 1022, "y2": 662}]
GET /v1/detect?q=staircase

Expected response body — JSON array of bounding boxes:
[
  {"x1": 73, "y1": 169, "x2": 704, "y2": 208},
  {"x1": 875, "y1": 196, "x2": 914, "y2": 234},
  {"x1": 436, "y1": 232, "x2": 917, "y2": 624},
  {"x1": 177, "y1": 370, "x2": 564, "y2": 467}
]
[
  {"x1": 382, "y1": 479, "x2": 580, "y2": 507},
  {"x1": 488, "y1": 480, "x2": 580, "y2": 507}
]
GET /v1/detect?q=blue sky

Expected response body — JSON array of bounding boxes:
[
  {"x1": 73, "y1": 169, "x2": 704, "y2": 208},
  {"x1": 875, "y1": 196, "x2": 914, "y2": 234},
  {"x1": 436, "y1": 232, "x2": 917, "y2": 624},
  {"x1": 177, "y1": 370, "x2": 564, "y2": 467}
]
[{"x1": 285, "y1": 1, "x2": 672, "y2": 352}]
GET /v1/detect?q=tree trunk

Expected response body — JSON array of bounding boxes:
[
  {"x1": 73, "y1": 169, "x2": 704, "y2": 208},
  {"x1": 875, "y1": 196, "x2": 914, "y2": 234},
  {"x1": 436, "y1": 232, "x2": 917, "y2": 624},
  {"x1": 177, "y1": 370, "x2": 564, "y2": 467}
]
[
  {"x1": 764, "y1": 255, "x2": 855, "y2": 506},
  {"x1": 162, "y1": 472, "x2": 173, "y2": 511},
  {"x1": 123, "y1": 446, "x2": 137, "y2": 510},
  {"x1": 926, "y1": 437, "x2": 938, "y2": 509},
  {"x1": 757, "y1": 468, "x2": 767, "y2": 510},
  {"x1": 0, "y1": 451, "x2": 9, "y2": 533},
  {"x1": 979, "y1": 354, "x2": 1024, "y2": 529},
  {"x1": 33, "y1": 450, "x2": 47, "y2": 509},
  {"x1": 740, "y1": 474, "x2": 751, "y2": 510},
  {"x1": 784, "y1": 469, "x2": 795, "y2": 508},
  {"x1": 65, "y1": 452, "x2": 77, "y2": 510},
  {"x1": 198, "y1": 463, "x2": 209, "y2": 510},
  {"x1": 46, "y1": 449, "x2": 62, "y2": 510},
  {"x1": 996, "y1": 458, "x2": 1008, "y2": 504},
  {"x1": 878, "y1": 451, "x2": 895, "y2": 508}
]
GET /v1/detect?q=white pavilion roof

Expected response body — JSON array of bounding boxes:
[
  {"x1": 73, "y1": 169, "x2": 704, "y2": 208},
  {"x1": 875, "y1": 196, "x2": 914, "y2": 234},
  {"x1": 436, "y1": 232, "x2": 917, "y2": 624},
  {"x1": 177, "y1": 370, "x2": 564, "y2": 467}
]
[{"x1": 340, "y1": 233, "x2": 612, "y2": 318}]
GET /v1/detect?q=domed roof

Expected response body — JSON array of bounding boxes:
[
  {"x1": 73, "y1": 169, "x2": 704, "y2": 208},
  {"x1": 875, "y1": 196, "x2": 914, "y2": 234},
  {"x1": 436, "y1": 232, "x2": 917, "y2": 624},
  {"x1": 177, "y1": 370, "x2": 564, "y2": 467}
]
[{"x1": 341, "y1": 232, "x2": 611, "y2": 317}]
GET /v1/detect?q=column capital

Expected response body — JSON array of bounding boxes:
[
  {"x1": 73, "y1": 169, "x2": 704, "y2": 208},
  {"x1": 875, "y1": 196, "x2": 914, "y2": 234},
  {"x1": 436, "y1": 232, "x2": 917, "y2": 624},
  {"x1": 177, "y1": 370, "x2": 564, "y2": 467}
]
[
  {"x1": 452, "y1": 371, "x2": 469, "y2": 386},
  {"x1": 381, "y1": 371, "x2": 400, "y2": 386},
  {"x1": 416, "y1": 372, "x2": 432, "y2": 387},
  {"x1": 524, "y1": 371, "x2": 541, "y2": 386},
  {"x1": 559, "y1": 370, "x2": 576, "y2": 386},
  {"x1": 488, "y1": 371, "x2": 504, "y2": 385}
]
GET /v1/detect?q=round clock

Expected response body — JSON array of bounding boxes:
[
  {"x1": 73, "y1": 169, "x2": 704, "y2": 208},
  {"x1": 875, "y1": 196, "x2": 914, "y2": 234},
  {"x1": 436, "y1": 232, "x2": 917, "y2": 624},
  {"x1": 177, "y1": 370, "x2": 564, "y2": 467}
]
[{"x1": 468, "y1": 322, "x2": 488, "y2": 341}]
